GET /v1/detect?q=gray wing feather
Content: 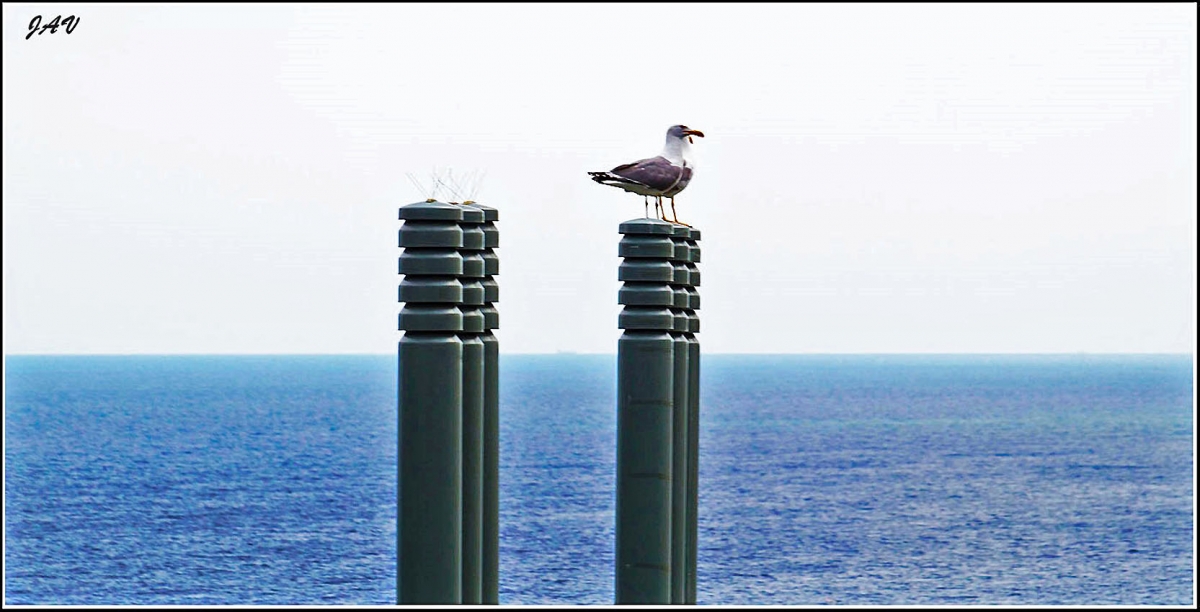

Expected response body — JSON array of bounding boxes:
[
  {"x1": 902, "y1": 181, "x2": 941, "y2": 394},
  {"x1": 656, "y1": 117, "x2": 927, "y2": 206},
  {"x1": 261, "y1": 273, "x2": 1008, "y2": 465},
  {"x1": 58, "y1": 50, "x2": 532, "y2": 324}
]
[{"x1": 610, "y1": 156, "x2": 690, "y2": 193}]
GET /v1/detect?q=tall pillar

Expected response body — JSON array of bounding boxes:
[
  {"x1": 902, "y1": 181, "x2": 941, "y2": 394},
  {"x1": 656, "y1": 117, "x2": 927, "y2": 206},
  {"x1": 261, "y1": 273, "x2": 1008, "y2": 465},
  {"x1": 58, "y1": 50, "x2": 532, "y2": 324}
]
[
  {"x1": 615, "y1": 218, "x2": 677, "y2": 604},
  {"x1": 397, "y1": 200, "x2": 465, "y2": 604}
]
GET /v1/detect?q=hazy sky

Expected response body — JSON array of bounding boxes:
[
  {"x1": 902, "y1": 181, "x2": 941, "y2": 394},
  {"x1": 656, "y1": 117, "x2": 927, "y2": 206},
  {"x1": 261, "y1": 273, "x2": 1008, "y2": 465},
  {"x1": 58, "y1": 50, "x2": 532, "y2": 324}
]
[{"x1": 3, "y1": 3, "x2": 1196, "y2": 354}]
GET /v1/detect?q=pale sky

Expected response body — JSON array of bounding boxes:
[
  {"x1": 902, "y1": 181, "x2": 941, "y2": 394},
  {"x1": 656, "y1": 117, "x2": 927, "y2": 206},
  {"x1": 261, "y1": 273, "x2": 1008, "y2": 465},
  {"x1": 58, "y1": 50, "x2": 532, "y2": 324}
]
[{"x1": 3, "y1": 3, "x2": 1196, "y2": 354}]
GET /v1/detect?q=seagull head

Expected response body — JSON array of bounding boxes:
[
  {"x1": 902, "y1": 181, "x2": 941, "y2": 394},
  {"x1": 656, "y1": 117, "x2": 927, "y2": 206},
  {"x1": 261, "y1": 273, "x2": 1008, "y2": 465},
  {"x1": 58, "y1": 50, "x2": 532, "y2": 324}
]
[{"x1": 668, "y1": 124, "x2": 705, "y2": 144}]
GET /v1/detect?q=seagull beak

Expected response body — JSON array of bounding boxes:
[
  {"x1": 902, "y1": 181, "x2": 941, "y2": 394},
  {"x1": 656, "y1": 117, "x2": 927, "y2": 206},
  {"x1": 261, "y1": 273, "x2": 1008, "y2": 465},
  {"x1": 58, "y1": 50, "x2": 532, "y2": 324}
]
[{"x1": 683, "y1": 128, "x2": 704, "y2": 144}]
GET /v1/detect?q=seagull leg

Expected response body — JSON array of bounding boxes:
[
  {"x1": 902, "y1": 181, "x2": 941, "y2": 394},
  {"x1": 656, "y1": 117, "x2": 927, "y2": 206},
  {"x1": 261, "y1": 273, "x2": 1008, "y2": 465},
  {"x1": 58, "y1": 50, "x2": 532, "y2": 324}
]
[
  {"x1": 656, "y1": 196, "x2": 667, "y2": 222},
  {"x1": 670, "y1": 197, "x2": 691, "y2": 227},
  {"x1": 643, "y1": 196, "x2": 650, "y2": 218}
]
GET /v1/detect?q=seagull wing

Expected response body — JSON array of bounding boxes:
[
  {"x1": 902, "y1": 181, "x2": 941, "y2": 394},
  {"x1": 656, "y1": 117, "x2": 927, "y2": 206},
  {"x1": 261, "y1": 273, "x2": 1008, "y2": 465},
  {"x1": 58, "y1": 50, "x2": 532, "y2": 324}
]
[{"x1": 608, "y1": 156, "x2": 689, "y2": 194}]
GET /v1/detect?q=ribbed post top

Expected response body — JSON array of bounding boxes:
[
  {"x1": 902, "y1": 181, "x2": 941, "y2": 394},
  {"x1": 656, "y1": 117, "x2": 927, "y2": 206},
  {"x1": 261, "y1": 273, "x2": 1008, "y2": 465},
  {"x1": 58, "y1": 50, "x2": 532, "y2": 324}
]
[{"x1": 399, "y1": 201, "x2": 464, "y2": 333}]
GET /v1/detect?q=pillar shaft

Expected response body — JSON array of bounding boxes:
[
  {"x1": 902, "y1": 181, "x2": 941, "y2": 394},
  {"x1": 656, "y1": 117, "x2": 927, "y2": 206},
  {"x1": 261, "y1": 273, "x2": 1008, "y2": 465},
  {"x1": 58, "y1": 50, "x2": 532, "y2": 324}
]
[
  {"x1": 616, "y1": 331, "x2": 674, "y2": 603},
  {"x1": 398, "y1": 333, "x2": 463, "y2": 603}
]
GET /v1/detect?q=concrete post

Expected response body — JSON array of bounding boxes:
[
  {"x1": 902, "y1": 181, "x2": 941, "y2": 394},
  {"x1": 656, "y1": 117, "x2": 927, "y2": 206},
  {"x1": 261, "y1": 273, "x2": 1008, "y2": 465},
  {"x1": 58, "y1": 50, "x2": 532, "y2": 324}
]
[
  {"x1": 615, "y1": 218, "x2": 677, "y2": 604},
  {"x1": 458, "y1": 204, "x2": 487, "y2": 604},
  {"x1": 684, "y1": 228, "x2": 701, "y2": 605},
  {"x1": 475, "y1": 204, "x2": 501, "y2": 605},
  {"x1": 397, "y1": 200, "x2": 465, "y2": 604}
]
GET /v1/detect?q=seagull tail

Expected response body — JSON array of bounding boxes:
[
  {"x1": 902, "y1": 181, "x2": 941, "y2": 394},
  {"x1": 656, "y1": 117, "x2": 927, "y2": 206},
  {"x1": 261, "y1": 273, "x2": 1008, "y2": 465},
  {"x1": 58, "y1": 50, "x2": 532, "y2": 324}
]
[{"x1": 588, "y1": 171, "x2": 648, "y2": 189}]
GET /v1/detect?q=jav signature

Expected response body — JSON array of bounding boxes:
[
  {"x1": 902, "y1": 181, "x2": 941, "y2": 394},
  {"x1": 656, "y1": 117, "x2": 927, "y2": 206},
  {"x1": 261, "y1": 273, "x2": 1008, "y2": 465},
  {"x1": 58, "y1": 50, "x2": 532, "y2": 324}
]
[{"x1": 26, "y1": 15, "x2": 80, "y2": 40}]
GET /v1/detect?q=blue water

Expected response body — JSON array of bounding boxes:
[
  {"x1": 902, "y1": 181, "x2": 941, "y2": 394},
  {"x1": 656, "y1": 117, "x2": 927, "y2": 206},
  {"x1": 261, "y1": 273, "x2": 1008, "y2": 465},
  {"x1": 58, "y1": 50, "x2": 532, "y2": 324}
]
[{"x1": 3, "y1": 354, "x2": 1194, "y2": 605}]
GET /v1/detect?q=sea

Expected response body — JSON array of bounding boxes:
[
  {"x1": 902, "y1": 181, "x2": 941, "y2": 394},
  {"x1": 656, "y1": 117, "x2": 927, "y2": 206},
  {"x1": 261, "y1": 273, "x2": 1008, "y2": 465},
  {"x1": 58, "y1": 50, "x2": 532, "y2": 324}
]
[{"x1": 3, "y1": 354, "x2": 1194, "y2": 606}]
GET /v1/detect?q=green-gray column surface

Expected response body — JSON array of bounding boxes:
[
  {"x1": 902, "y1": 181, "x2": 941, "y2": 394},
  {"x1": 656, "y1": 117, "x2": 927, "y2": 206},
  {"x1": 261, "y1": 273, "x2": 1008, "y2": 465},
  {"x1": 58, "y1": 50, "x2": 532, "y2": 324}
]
[
  {"x1": 616, "y1": 218, "x2": 678, "y2": 604},
  {"x1": 684, "y1": 227, "x2": 701, "y2": 605},
  {"x1": 480, "y1": 330, "x2": 500, "y2": 604},
  {"x1": 398, "y1": 200, "x2": 465, "y2": 604},
  {"x1": 669, "y1": 225, "x2": 692, "y2": 604},
  {"x1": 458, "y1": 204, "x2": 487, "y2": 604},
  {"x1": 474, "y1": 203, "x2": 500, "y2": 605}
]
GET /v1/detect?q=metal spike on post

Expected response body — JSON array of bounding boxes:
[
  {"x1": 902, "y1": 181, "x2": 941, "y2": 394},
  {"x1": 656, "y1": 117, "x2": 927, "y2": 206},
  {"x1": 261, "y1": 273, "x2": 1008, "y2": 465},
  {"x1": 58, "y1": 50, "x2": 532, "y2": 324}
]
[
  {"x1": 397, "y1": 200, "x2": 465, "y2": 604},
  {"x1": 684, "y1": 227, "x2": 701, "y2": 605},
  {"x1": 669, "y1": 224, "x2": 691, "y2": 604},
  {"x1": 474, "y1": 204, "x2": 501, "y2": 605},
  {"x1": 616, "y1": 218, "x2": 677, "y2": 604},
  {"x1": 457, "y1": 203, "x2": 487, "y2": 604}
]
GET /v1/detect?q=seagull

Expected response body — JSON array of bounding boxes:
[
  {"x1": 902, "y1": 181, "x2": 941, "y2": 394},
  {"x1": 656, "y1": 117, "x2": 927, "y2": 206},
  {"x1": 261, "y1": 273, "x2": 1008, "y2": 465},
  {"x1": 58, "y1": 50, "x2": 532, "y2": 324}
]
[{"x1": 588, "y1": 124, "x2": 704, "y2": 225}]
